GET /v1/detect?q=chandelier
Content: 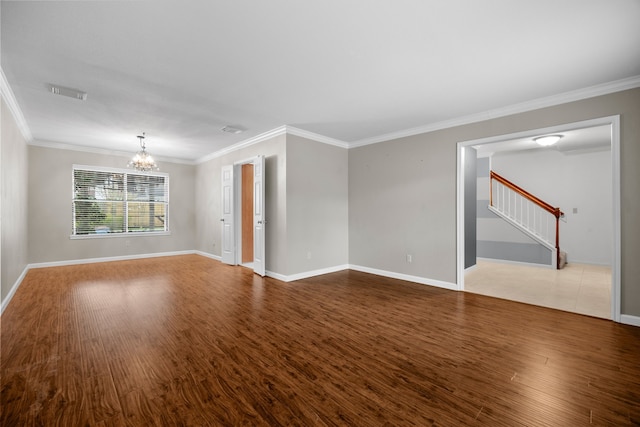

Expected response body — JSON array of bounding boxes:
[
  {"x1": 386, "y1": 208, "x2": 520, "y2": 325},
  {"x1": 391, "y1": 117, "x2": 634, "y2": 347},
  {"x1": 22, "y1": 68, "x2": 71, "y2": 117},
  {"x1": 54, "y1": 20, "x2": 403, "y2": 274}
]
[{"x1": 127, "y1": 132, "x2": 159, "y2": 172}]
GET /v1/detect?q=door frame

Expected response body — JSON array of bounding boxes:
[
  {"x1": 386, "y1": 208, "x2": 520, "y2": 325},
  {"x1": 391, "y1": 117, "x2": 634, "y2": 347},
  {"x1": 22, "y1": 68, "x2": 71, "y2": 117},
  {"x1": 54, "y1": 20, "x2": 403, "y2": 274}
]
[
  {"x1": 232, "y1": 156, "x2": 266, "y2": 275},
  {"x1": 456, "y1": 115, "x2": 621, "y2": 322},
  {"x1": 220, "y1": 164, "x2": 236, "y2": 265}
]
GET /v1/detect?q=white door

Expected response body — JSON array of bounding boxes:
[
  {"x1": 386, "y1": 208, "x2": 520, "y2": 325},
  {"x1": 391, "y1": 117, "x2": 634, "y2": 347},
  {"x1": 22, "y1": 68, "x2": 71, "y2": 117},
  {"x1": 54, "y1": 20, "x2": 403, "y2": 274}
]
[
  {"x1": 253, "y1": 155, "x2": 266, "y2": 276},
  {"x1": 221, "y1": 165, "x2": 235, "y2": 265}
]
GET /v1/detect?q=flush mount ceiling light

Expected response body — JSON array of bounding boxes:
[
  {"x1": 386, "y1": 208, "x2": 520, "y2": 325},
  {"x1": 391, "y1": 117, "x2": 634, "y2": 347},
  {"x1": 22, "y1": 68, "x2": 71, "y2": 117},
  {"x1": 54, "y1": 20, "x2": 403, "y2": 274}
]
[
  {"x1": 127, "y1": 132, "x2": 159, "y2": 172},
  {"x1": 48, "y1": 84, "x2": 87, "y2": 101},
  {"x1": 534, "y1": 135, "x2": 563, "y2": 147}
]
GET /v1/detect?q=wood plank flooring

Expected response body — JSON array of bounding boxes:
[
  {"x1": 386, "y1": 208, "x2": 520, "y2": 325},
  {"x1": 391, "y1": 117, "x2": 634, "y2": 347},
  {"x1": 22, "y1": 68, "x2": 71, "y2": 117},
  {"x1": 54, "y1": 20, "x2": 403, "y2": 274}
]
[{"x1": 2, "y1": 254, "x2": 640, "y2": 426}]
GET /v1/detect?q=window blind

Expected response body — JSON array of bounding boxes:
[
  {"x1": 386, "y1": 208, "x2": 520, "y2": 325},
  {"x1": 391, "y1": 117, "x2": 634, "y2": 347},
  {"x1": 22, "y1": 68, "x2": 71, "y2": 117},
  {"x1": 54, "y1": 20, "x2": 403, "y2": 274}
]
[{"x1": 72, "y1": 166, "x2": 169, "y2": 236}]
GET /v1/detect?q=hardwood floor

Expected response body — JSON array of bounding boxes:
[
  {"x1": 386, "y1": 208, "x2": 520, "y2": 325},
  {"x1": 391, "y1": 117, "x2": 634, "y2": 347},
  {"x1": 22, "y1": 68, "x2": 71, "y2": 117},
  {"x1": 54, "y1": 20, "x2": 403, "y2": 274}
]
[{"x1": 2, "y1": 254, "x2": 640, "y2": 426}]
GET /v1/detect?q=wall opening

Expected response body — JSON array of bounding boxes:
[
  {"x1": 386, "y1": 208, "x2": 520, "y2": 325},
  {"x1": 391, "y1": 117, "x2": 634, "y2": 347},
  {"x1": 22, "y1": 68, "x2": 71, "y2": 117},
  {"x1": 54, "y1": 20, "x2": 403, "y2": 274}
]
[{"x1": 457, "y1": 116, "x2": 621, "y2": 321}]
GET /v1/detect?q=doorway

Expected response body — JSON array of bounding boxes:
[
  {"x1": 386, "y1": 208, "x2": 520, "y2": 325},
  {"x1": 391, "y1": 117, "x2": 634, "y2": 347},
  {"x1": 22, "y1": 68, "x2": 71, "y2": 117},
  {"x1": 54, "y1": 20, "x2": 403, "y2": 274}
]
[
  {"x1": 456, "y1": 116, "x2": 621, "y2": 321},
  {"x1": 220, "y1": 155, "x2": 266, "y2": 276}
]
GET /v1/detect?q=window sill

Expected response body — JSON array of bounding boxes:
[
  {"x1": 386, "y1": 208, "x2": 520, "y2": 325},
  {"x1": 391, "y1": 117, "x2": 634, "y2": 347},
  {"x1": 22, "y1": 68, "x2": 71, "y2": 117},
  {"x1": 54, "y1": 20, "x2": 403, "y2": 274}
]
[{"x1": 70, "y1": 231, "x2": 171, "y2": 240}]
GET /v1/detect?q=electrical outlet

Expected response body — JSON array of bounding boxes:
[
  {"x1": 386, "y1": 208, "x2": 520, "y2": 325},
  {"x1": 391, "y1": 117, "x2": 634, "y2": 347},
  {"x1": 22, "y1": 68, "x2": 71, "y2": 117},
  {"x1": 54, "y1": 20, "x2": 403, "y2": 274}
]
[
  {"x1": 307, "y1": 252, "x2": 312, "y2": 260},
  {"x1": 125, "y1": 240, "x2": 130, "y2": 247},
  {"x1": 406, "y1": 254, "x2": 412, "y2": 263}
]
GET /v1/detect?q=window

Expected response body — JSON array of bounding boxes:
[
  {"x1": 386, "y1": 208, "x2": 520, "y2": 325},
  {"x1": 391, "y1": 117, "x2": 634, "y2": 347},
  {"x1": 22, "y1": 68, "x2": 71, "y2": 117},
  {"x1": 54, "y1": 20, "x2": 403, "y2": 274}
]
[{"x1": 72, "y1": 165, "x2": 169, "y2": 237}]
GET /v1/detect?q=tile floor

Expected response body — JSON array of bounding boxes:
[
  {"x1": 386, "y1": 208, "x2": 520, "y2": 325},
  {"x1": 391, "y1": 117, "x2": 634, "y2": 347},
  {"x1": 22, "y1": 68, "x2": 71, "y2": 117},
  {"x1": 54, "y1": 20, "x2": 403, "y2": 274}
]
[{"x1": 464, "y1": 259, "x2": 611, "y2": 319}]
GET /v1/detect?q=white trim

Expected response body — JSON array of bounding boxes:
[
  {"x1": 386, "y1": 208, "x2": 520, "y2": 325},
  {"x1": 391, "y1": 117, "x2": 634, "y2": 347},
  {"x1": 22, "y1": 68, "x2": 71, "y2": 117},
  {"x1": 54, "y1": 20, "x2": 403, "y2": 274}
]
[
  {"x1": 456, "y1": 144, "x2": 465, "y2": 290},
  {"x1": 226, "y1": 156, "x2": 265, "y2": 275},
  {"x1": 610, "y1": 115, "x2": 622, "y2": 323},
  {"x1": 620, "y1": 315, "x2": 640, "y2": 328},
  {"x1": 230, "y1": 157, "x2": 261, "y2": 268},
  {"x1": 456, "y1": 115, "x2": 622, "y2": 322},
  {"x1": 348, "y1": 264, "x2": 458, "y2": 291},
  {"x1": 30, "y1": 141, "x2": 196, "y2": 165},
  {"x1": 233, "y1": 163, "x2": 243, "y2": 266},
  {"x1": 196, "y1": 125, "x2": 349, "y2": 164},
  {"x1": 28, "y1": 250, "x2": 196, "y2": 270},
  {"x1": 285, "y1": 126, "x2": 349, "y2": 149},
  {"x1": 271, "y1": 264, "x2": 350, "y2": 282},
  {"x1": 69, "y1": 231, "x2": 171, "y2": 240},
  {"x1": 351, "y1": 75, "x2": 640, "y2": 148},
  {"x1": 194, "y1": 250, "x2": 222, "y2": 261},
  {"x1": 563, "y1": 259, "x2": 612, "y2": 267},
  {"x1": 196, "y1": 126, "x2": 288, "y2": 163},
  {"x1": 1, "y1": 266, "x2": 30, "y2": 315},
  {"x1": 0, "y1": 67, "x2": 33, "y2": 141},
  {"x1": 455, "y1": 116, "x2": 620, "y2": 148},
  {"x1": 476, "y1": 257, "x2": 555, "y2": 269},
  {"x1": 73, "y1": 163, "x2": 169, "y2": 177},
  {"x1": 233, "y1": 156, "x2": 260, "y2": 166},
  {"x1": 265, "y1": 270, "x2": 288, "y2": 281},
  {"x1": 464, "y1": 264, "x2": 478, "y2": 273},
  {"x1": 71, "y1": 164, "x2": 170, "y2": 237}
]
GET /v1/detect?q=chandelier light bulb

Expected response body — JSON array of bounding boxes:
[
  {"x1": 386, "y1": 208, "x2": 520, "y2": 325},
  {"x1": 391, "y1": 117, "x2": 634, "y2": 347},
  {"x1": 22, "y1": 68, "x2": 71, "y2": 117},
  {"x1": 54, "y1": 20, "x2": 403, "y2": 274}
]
[{"x1": 128, "y1": 132, "x2": 159, "y2": 172}]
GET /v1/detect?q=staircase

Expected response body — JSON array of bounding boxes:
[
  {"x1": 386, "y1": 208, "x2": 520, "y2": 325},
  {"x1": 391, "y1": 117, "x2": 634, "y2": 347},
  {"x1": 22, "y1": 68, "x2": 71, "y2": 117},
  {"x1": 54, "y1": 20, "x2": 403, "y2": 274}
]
[{"x1": 489, "y1": 171, "x2": 566, "y2": 269}]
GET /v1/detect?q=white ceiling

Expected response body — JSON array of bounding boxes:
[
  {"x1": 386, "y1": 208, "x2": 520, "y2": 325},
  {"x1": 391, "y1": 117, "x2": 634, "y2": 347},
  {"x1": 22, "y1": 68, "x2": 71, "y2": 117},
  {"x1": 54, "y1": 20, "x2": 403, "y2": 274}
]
[{"x1": 2, "y1": 1, "x2": 640, "y2": 162}]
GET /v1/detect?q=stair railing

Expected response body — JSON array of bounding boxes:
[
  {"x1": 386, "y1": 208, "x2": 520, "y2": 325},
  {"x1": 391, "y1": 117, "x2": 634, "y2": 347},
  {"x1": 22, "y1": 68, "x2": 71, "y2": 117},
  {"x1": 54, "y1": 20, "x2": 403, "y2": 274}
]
[{"x1": 489, "y1": 171, "x2": 564, "y2": 269}]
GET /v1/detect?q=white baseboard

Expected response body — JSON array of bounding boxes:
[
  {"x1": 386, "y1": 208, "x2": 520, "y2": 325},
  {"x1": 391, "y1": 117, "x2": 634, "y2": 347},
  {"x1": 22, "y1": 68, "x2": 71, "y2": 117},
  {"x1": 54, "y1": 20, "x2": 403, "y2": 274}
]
[
  {"x1": 266, "y1": 270, "x2": 287, "y2": 281},
  {"x1": 269, "y1": 264, "x2": 350, "y2": 282},
  {"x1": 194, "y1": 250, "x2": 222, "y2": 261},
  {"x1": 477, "y1": 257, "x2": 555, "y2": 269},
  {"x1": 620, "y1": 314, "x2": 640, "y2": 328},
  {"x1": 563, "y1": 259, "x2": 612, "y2": 267},
  {"x1": 28, "y1": 250, "x2": 197, "y2": 269},
  {"x1": 1, "y1": 265, "x2": 29, "y2": 315},
  {"x1": 193, "y1": 255, "x2": 347, "y2": 282},
  {"x1": 348, "y1": 264, "x2": 459, "y2": 291}
]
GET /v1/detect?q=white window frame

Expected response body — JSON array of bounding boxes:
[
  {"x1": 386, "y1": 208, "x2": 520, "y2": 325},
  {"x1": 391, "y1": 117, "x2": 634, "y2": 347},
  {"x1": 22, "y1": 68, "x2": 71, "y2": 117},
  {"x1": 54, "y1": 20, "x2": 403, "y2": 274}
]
[{"x1": 71, "y1": 164, "x2": 170, "y2": 239}]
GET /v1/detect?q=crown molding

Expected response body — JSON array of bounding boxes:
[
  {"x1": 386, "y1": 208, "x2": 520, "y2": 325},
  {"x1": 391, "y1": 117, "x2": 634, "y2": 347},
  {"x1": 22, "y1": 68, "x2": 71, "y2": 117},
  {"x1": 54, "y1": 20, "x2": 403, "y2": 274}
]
[
  {"x1": 195, "y1": 125, "x2": 349, "y2": 164},
  {"x1": 196, "y1": 125, "x2": 289, "y2": 163},
  {"x1": 29, "y1": 139, "x2": 196, "y2": 165},
  {"x1": 350, "y1": 75, "x2": 640, "y2": 148},
  {"x1": 284, "y1": 126, "x2": 349, "y2": 148},
  {"x1": 0, "y1": 67, "x2": 33, "y2": 142}
]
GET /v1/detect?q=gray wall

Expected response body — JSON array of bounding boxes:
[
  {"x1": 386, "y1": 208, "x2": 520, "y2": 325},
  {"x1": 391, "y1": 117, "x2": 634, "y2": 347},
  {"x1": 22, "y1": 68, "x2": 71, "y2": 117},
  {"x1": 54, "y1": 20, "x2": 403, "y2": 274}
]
[
  {"x1": 492, "y1": 148, "x2": 612, "y2": 265},
  {"x1": 1, "y1": 97, "x2": 29, "y2": 303},
  {"x1": 194, "y1": 133, "x2": 349, "y2": 277},
  {"x1": 476, "y1": 155, "x2": 552, "y2": 266},
  {"x1": 194, "y1": 134, "x2": 288, "y2": 274},
  {"x1": 28, "y1": 145, "x2": 196, "y2": 263},
  {"x1": 348, "y1": 88, "x2": 640, "y2": 316},
  {"x1": 286, "y1": 135, "x2": 348, "y2": 275},
  {"x1": 349, "y1": 133, "x2": 455, "y2": 281},
  {"x1": 464, "y1": 146, "x2": 477, "y2": 269}
]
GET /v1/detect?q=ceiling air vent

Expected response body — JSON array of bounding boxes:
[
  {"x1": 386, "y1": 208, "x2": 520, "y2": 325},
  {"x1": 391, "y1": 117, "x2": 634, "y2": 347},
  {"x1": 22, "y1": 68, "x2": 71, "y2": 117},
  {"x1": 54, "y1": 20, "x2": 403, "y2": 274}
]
[
  {"x1": 221, "y1": 125, "x2": 243, "y2": 134},
  {"x1": 48, "y1": 84, "x2": 87, "y2": 101}
]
